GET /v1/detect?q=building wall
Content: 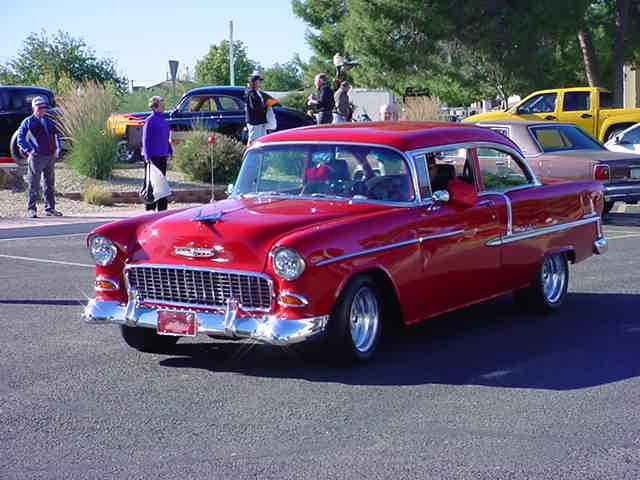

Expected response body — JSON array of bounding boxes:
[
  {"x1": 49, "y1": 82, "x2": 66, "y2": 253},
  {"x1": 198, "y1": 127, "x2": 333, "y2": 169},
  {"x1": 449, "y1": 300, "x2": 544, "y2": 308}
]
[{"x1": 623, "y1": 64, "x2": 640, "y2": 108}]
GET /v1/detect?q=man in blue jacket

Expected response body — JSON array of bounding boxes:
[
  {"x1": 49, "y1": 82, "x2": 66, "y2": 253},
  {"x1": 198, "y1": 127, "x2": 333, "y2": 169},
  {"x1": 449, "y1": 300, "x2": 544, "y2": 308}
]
[{"x1": 17, "y1": 96, "x2": 62, "y2": 218}]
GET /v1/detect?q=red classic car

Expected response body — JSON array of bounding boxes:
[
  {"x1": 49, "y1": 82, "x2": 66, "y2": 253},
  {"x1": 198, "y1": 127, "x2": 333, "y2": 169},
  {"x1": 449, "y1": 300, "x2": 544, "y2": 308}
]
[{"x1": 83, "y1": 122, "x2": 608, "y2": 364}]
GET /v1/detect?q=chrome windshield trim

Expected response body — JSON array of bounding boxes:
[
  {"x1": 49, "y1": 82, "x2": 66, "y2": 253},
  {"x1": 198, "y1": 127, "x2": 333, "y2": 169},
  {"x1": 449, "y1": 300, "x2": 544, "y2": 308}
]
[
  {"x1": 315, "y1": 230, "x2": 464, "y2": 267},
  {"x1": 235, "y1": 141, "x2": 420, "y2": 206},
  {"x1": 486, "y1": 216, "x2": 600, "y2": 246}
]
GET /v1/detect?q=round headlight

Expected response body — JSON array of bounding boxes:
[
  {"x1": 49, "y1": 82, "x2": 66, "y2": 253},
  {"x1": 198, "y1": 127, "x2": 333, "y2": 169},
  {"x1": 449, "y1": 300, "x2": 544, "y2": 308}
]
[
  {"x1": 89, "y1": 235, "x2": 118, "y2": 266},
  {"x1": 272, "y1": 247, "x2": 305, "y2": 281}
]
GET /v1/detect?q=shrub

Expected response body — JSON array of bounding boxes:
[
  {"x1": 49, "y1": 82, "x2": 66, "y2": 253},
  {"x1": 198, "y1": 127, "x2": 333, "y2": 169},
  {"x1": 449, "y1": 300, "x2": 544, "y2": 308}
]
[
  {"x1": 82, "y1": 185, "x2": 114, "y2": 206},
  {"x1": 172, "y1": 131, "x2": 245, "y2": 184},
  {"x1": 57, "y1": 82, "x2": 119, "y2": 179},
  {"x1": 278, "y1": 90, "x2": 313, "y2": 116},
  {"x1": 403, "y1": 95, "x2": 443, "y2": 121}
]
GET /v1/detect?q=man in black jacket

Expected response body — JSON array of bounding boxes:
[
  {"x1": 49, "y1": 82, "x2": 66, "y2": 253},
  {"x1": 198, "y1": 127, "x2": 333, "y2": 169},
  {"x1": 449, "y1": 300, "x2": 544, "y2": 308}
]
[
  {"x1": 307, "y1": 73, "x2": 335, "y2": 125},
  {"x1": 245, "y1": 73, "x2": 268, "y2": 143}
]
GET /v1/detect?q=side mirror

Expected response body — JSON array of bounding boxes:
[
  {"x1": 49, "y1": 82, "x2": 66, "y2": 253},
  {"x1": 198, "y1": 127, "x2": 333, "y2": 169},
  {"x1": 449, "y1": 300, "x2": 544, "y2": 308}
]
[
  {"x1": 431, "y1": 190, "x2": 450, "y2": 203},
  {"x1": 226, "y1": 184, "x2": 235, "y2": 196}
]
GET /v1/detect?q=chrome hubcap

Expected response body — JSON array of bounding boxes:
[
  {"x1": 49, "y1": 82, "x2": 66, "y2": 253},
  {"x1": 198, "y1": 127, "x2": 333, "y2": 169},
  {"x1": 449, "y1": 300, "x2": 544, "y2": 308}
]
[
  {"x1": 542, "y1": 255, "x2": 566, "y2": 304},
  {"x1": 349, "y1": 286, "x2": 380, "y2": 353}
]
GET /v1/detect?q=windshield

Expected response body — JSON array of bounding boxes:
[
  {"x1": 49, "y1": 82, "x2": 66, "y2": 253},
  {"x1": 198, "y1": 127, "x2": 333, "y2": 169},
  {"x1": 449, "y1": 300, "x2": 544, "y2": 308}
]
[
  {"x1": 530, "y1": 124, "x2": 604, "y2": 152},
  {"x1": 233, "y1": 144, "x2": 415, "y2": 202}
]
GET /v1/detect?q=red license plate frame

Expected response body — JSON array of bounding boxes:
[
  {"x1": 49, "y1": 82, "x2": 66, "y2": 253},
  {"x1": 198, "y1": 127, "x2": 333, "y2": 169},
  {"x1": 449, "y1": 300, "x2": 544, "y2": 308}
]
[{"x1": 157, "y1": 310, "x2": 197, "y2": 336}]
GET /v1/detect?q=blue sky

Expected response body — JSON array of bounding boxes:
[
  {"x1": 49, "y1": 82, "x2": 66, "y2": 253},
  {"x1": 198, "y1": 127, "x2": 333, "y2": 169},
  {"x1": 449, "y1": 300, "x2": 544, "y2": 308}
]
[{"x1": 2, "y1": 0, "x2": 315, "y2": 87}]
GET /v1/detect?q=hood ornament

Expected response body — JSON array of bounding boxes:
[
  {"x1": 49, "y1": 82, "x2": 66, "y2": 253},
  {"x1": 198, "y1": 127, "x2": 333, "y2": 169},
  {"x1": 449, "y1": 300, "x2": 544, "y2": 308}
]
[
  {"x1": 174, "y1": 246, "x2": 216, "y2": 258},
  {"x1": 193, "y1": 209, "x2": 223, "y2": 223}
]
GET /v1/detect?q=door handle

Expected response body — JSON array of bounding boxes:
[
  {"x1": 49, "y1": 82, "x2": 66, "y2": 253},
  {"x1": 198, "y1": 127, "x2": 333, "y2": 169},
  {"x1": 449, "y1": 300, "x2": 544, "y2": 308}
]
[
  {"x1": 580, "y1": 113, "x2": 593, "y2": 118},
  {"x1": 544, "y1": 115, "x2": 556, "y2": 120}
]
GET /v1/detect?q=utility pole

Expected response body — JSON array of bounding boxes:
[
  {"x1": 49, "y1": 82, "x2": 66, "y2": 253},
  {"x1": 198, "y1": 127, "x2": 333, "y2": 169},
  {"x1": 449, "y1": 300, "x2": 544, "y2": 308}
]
[{"x1": 229, "y1": 20, "x2": 235, "y2": 86}]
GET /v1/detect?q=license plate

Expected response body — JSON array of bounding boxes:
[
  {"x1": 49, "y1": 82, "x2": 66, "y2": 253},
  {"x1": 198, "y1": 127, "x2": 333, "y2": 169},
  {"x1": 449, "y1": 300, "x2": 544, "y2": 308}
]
[
  {"x1": 630, "y1": 167, "x2": 640, "y2": 179},
  {"x1": 157, "y1": 310, "x2": 197, "y2": 336}
]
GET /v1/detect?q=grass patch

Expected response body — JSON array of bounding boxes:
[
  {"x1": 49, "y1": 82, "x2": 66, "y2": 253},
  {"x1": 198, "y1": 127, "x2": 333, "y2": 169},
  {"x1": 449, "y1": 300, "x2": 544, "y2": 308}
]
[{"x1": 82, "y1": 185, "x2": 114, "y2": 206}]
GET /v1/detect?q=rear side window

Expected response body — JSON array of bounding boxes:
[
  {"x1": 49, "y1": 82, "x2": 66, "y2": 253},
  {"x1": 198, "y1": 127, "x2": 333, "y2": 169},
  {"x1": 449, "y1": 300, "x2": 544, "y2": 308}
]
[
  {"x1": 563, "y1": 91, "x2": 590, "y2": 111},
  {"x1": 477, "y1": 148, "x2": 533, "y2": 192},
  {"x1": 7, "y1": 91, "x2": 53, "y2": 111},
  {"x1": 530, "y1": 125, "x2": 603, "y2": 152},
  {"x1": 216, "y1": 96, "x2": 243, "y2": 110}
]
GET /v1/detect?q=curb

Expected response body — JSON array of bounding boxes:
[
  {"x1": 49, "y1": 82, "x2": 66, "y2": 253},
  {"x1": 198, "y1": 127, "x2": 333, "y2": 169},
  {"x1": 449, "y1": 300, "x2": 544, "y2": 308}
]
[{"x1": 59, "y1": 187, "x2": 226, "y2": 204}]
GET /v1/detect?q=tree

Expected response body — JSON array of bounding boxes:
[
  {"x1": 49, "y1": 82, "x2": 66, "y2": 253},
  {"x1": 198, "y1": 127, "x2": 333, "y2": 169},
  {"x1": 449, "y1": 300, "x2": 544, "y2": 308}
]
[
  {"x1": 262, "y1": 61, "x2": 304, "y2": 91},
  {"x1": 195, "y1": 40, "x2": 259, "y2": 86},
  {"x1": 0, "y1": 30, "x2": 126, "y2": 93}
]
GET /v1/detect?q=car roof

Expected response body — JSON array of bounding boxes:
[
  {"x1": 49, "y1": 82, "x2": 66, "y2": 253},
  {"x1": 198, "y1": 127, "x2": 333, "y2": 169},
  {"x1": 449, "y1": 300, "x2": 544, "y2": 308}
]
[
  {"x1": 0, "y1": 86, "x2": 54, "y2": 94},
  {"x1": 474, "y1": 119, "x2": 578, "y2": 128},
  {"x1": 257, "y1": 121, "x2": 521, "y2": 152},
  {"x1": 182, "y1": 86, "x2": 245, "y2": 96}
]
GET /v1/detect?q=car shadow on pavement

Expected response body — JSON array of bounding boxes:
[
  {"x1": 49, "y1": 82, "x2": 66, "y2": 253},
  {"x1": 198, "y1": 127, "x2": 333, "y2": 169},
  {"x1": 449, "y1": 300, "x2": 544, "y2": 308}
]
[
  {"x1": 159, "y1": 292, "x2": 640, "y2": 390},
  {"x1": 0, "y1": 299, "x2": 83, "y2": 306},
  {"x1": 603, "y1": 212, "x2": 640, "y2": 227}
]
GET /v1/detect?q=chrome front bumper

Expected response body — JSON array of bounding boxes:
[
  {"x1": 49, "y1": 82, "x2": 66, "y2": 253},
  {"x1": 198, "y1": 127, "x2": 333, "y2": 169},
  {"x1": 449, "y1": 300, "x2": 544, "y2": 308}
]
[{"x1": 83, "y1": 298, "x2": 329, "y2": 346}]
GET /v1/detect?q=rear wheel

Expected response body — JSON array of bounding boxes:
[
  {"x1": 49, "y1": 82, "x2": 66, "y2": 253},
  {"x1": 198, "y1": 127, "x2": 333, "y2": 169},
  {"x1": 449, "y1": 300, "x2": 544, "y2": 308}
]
[
  {"x1": 120, "y1": 325, "x2": 179, "y2": 353},
  {"x1": 514, "y1": 253, "x2": 569, "y2": 313},
  {"x1": 327, "y1": 275, "x2": 383, "y2": 364}
]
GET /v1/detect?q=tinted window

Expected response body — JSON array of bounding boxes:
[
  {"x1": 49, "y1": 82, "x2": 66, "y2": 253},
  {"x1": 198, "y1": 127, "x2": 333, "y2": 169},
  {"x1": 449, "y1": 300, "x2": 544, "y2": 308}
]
[
  {"x1": 6, "y1": 90, "x2": 53, "y2": 111},
  {"x1": 180, "y1": 95, "x2": 216, "y2": 112},
  {"x1": 563, "y1": 91, "x2": 590, "y2": 111},
  {"x1": 621, "y1": 125, "x2": 640, "y2": 144},
  {"x1": 518, "y1": 93, "x2": 557, "y2": 114},
  {"x1": 217, "y1": 96, "x2": 242, "y2": 110},
  {"x1": 530, "y1": 125, "x2": 604, "y2": 152},
  {"x1": 600, "y1": 91, "x2": 613, "y2": 108},
  {"x1": 477, "y1": 148, "x2": 533, "y2": 191}
]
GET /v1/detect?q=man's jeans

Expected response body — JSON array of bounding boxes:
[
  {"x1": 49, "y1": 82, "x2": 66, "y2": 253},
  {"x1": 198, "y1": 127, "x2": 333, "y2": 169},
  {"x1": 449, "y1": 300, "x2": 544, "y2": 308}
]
[{"x1": 26, "y1": 153, "x2": 56, "y2": 212}]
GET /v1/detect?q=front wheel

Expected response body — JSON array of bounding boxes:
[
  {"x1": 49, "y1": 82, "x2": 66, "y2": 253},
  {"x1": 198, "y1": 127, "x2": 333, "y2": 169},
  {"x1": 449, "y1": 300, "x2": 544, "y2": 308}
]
[
  {"x1": 120, "y1": 325, "x2": 179, "y2": 353},
  {"x1": 514, "y1": 253, "x2": 569, "y2": 313},
  {"x1": 327, "y1": 275, "x2": 383, "y2": 364}
]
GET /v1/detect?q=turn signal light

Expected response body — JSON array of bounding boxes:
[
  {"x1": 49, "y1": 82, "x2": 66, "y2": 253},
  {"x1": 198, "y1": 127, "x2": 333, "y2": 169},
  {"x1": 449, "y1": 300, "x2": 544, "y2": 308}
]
[
  {"x1": 278, "y1": 292, "x2": 308, "y2": 307},
  {"x1": 95, "y1": 277, "x2": 119, "y2": 291},
  {"x1": 594, "y1": 165, "x2": 610, "y2": 180}
]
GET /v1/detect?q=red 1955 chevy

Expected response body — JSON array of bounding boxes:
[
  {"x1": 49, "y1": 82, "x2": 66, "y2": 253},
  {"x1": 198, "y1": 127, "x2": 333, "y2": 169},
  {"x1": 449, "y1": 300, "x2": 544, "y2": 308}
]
[{"x1": 83, "y1": 122, "x2": 608, "y2": 364}]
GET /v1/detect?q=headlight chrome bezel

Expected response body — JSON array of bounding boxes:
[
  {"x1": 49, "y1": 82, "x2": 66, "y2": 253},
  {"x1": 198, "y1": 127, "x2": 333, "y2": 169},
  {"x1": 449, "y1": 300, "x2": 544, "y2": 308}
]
[
  {"x1": 271, "y1": 246, "x2": 306, "y2": 281},
  {"x1": 88, "y1": 234, "x2": 118, "y2": 267}
]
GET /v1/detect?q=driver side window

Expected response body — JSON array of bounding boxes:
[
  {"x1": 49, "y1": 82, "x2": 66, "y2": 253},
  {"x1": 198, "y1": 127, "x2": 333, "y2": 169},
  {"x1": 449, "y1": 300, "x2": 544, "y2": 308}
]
[{"x1": 519, "y1": 93, "x2": 557, "y2": 114}]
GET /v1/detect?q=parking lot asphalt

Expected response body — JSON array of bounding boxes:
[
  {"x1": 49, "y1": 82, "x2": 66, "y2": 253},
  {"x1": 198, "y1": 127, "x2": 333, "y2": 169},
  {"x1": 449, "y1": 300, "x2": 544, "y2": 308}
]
[{"x1": 1, "y1": 210, "x2": 639, "y2": 479}]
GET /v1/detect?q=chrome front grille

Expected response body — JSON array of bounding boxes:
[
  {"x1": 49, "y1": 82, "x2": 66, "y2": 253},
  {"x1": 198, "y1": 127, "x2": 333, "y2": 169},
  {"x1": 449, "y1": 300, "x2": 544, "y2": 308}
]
[{"x1": 126, "y1": 265, "x2": 272, "y2": 310}]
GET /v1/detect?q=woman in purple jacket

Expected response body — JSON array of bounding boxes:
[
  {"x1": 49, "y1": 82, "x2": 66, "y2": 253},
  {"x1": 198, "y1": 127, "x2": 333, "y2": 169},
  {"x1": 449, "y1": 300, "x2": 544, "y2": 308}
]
[{"x1": 142, "y1": 96, "x2": 172, "y2": 211}]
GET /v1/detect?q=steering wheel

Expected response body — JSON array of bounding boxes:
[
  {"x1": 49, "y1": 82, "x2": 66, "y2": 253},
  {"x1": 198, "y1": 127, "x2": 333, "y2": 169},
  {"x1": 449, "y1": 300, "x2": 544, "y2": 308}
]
[{"x1": 366, "y1": 176, "x2": 396, "y2": 200}]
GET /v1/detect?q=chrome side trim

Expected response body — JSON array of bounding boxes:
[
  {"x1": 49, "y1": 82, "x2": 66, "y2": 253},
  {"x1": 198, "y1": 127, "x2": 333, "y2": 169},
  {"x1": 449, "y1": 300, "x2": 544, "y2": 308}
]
[
  {"x1": 604, "y1": 184, "x2": 640, "y2": 191},
  {"x1": 314, "y1": 230, "x2": 464, "y2": 267},
  {"x1": 486, "y1": 216, "x2": 600, "y2": 246},
  {"x1": 479, "y1": 191, "x2": 512, "y2": 235}
]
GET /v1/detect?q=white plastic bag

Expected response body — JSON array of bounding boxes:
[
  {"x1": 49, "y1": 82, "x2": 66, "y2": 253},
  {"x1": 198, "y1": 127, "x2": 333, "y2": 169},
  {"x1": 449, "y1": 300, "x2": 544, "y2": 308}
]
[
  {"x1": 149, "y1": 162, "x2": 172, "y2": 200},
  {"x1": 266, "y1": 107, "x2": 277, "y2": 131}
]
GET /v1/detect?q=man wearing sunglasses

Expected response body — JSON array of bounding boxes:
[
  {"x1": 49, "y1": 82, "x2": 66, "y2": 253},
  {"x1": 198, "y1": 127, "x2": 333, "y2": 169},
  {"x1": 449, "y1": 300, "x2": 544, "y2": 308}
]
[{"x1": 17, "y1": 96, "x2": 62, "y2": 218}]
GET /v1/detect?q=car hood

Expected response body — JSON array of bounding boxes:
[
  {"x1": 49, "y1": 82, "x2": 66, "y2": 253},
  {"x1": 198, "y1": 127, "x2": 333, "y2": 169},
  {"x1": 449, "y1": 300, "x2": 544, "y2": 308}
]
[
  {"x1": 463, "y1": 110, "x2": 511, "y2": 122},
  {"x1": 130, "y1": 197, "x2": 388, "y2": 271}
]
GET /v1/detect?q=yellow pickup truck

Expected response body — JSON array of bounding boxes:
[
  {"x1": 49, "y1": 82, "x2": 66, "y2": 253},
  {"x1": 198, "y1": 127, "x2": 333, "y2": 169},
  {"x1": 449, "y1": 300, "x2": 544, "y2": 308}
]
[{"x1": 464, "y1": 87, "x2": 640, "y2": 142}]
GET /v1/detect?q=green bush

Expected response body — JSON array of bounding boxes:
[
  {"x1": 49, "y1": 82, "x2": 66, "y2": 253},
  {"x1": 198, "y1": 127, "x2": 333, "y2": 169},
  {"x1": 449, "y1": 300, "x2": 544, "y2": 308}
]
[
  {"x1": 173, "y1": 131, "x2": 245, "y2": 184},
  {"x1": 58, "y1": 82, "x2": 118, "y2": 179},
  {"x1": 279, "y1": 90, "x2": 314, "y2": 117}
]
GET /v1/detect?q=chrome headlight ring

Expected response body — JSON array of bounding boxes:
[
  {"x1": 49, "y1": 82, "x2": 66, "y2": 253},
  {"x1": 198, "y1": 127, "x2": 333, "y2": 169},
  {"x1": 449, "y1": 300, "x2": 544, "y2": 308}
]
[
  {"x1": 88, "y1": 234, "x2": 118, "y2": 267},
  {"x1": 271, "y1": 246, "x2": 306, "y2": 281}
]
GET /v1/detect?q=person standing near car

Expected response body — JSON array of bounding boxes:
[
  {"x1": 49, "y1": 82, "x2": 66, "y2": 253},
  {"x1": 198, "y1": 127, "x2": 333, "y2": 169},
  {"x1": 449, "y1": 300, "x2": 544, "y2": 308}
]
[
  {"x1": 333, "y1": 81, "x2": 352, "y2": 123},
  {"x1": 142, "y1": 96, "x2": 172, "y2": 212},
  {"x1": 245, "y1": 73, "x2": 268, "y2": 144},
  {"x1": 308, "y1": 73, "x2": 335, "y2": 125},
  {"x1": 17, "y1": 96, "x2": 62, "y2": 218}
]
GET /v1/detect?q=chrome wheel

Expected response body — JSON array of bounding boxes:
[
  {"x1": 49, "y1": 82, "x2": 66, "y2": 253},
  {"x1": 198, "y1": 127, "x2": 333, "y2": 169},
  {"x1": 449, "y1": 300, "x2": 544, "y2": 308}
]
[
  {"x1": 541, "y1": 255, "x2": 567, "y2": 304},
  {"x1": 349, "y1": 286, "x2": 380, "y2": 353}
]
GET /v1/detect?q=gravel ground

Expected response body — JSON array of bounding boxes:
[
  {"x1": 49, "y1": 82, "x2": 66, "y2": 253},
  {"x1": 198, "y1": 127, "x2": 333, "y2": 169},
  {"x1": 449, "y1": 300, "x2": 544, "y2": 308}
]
[{"x1": 0, "y1": 162, "x2": 210, "y2": 218}]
